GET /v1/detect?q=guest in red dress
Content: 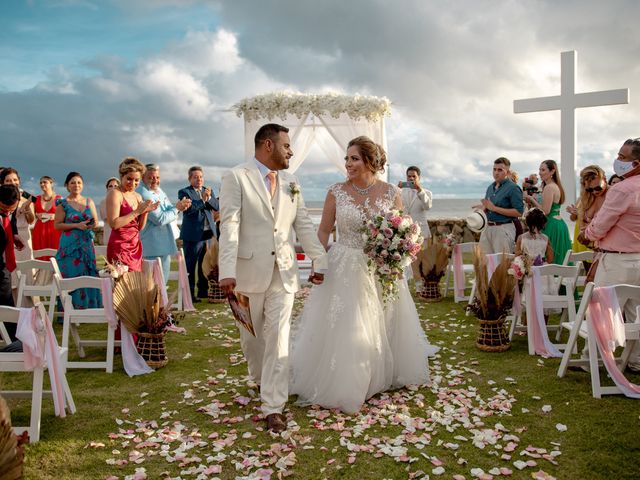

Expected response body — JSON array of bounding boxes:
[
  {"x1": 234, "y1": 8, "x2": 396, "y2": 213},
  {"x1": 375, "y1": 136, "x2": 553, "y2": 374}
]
[
  {"x1": 32, "y1": 176, "x2": 62, "y2": 260},
  {"x1": 106, "y1": 158, "x2": 158, "y2": 272}
]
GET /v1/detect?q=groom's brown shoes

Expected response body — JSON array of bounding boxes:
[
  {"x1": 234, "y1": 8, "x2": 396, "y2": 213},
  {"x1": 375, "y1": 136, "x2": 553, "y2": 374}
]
[{"x1": 265, "y1": 413, "x2": 287, "y2": 433}]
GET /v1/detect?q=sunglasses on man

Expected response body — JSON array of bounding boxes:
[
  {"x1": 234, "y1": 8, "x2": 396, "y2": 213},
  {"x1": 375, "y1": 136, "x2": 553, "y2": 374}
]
[{"x1": 585, "y1": 185, "x2": 604, "y2": 193}]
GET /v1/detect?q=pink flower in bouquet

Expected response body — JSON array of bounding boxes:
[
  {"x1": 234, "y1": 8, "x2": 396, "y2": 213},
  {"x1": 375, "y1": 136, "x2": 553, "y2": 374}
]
[
  {"x1": 390, "y1": 215, "x2": 403, "y2": 228},
  {"x1": 383, "y1": 227, "x2": 394, "y2": 238},
  {"x1": 381, "y1": 238, "x2": 391, "y2": 248},
  {"x1": 380, "y1": 250, "x2": 389, "y2": 257},
  {"x1": 392, "y1": 252, "x2": 402, "y2": 261}
]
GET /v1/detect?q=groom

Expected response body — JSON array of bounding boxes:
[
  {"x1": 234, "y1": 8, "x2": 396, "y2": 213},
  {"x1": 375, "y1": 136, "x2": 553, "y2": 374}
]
[{"x1": 218, "y1": 123, "x2": 328, "y2": 433}]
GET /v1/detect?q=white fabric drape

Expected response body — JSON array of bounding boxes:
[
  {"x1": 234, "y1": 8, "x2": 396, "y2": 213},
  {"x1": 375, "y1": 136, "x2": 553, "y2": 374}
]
[{"x1": 243, "y1": 113, "x2": 386, "y2": 179}]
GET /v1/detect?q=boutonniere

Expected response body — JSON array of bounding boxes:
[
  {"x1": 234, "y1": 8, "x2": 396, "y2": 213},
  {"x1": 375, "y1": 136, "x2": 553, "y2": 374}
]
[{"x1": 288, "y1": 182, "x2": 300, "y2": 202}]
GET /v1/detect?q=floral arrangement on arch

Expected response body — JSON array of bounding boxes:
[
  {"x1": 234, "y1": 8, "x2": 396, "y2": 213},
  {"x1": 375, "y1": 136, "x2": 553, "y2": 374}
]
[
  {"x1": 233, "y1": 92, "x2": 392, "y2": 122},
  {"x1": 363, "y1": 210, "x2": 423, "y2": 304}
]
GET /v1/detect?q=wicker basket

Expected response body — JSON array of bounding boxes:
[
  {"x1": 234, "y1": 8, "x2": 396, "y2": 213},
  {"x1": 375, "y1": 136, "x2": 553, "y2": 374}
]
[
  {"x1": 418, "y1": 280, "x2": 442, "y2": 302},
  {"x1": 0, "y1": 397, "x2": 24, "y2": 480},
  {"x1": 136, "y1": 331, "x2": 168, "y2": 369},
  {"x1": 208, "y1": 266, "x2": 226, "y2": 303},
  {"x1": 476, "y1": 316, "x2": 511, "y2": 352}
]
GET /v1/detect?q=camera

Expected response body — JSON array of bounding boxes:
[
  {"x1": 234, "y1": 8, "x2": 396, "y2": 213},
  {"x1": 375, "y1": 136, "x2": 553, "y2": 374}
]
[
  {"x1": 400, "y1": 181, "x2": 416, "y2": 189},
  {"x1": 523, "y1": 178, "x2": 539, "y2": 195},
  {"x1": 21, "y1": 190, "x2": 37, "y2": 203}
]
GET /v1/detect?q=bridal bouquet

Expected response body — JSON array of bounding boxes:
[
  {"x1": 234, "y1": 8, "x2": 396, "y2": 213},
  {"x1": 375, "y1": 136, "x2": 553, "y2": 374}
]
[{"x1": 363, "y1": 210, "x2": 423, "y2": 303}]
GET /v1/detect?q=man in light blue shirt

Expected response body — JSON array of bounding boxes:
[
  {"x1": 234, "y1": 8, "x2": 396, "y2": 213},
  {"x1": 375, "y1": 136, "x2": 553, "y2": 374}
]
[{"x1": 139, "y1": 164, "x2": 191, "y2": 282}]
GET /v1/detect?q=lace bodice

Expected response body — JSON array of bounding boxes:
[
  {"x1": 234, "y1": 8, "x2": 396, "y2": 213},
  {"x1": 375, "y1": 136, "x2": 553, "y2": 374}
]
[{"x1": 330, "y1": 182, "x2": 399, "y2": 249}]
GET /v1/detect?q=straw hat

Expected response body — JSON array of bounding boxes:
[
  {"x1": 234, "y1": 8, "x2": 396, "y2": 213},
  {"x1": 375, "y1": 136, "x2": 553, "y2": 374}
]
[{"x1": 466, "y1": 210, "x2": 487, "y2": 233}]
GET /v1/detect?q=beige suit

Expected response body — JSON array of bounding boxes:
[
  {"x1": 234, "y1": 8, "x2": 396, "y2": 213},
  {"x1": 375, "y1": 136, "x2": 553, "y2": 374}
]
[
  {"x1": 219, "y1": 161, "x2": 328, "y2": 415},
  {"x1": 400, "y1": 187, "x2": 432, "y2": 280}
]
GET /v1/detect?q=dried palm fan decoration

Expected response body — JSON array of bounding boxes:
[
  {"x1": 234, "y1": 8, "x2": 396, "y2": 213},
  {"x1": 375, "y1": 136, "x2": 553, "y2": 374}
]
[
  {"x1": 417, "y1": 238, "x2": 451, "y2": 301},
  {"x1": 418, "y1": 238, "x2": 450, "y2": 282},
  {"x1": 0, "y1": 396, "x2": 25, "y2": 480},
  {"x1": 469, "y1": 246, "x2": 517, "y2": 352},
  {"x1": 113, "y1": 271, "x2": 179, "y2": 334}
]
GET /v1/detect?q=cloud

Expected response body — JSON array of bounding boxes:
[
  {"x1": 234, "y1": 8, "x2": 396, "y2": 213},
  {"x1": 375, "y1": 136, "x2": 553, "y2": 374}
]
[{"x1": 2, "y1": 0, "x2": 640, "y2": 206}]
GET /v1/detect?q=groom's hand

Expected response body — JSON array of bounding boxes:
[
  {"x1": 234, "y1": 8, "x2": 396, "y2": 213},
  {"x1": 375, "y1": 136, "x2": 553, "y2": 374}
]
[
  {"x1": 219, "y1": 277, "x2": 236, "y2": 295},
  {"x1": 308, "y1": 272, "x2": 324, "y2": 285}
]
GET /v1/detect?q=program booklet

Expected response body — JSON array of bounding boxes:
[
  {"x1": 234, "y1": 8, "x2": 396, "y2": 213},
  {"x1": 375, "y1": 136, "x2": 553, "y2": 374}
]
[{"x1": 227, "y1": 291, "x2": 255, "y2": 337}]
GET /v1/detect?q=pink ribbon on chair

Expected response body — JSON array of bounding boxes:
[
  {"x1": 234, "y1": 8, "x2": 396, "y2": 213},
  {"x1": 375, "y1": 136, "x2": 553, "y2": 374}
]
[
  {"x1": 42, "y1": 311, "x2": 67, "y2": 417},
  {"x1": 16, "y1": 308, "x2": 66, "y2": 417},
  {"x1": 16, "y1": 308, "x2": 44, "y2": 370},
  {"x1": 100, "y1": 278, "x2": 119, "y2": 330},
  {"x1": 177, "y1": 250, "x2": 196, "y2": 312},
  {"x1": 588, "y1": 287, "x2": 640, "y2": 398},
  {"x1": 486, "y1": 253, "x2": 499, "y2": 279},
  {"x1": 452, "y1": 244, "x2": 465, "y2": 299},
  {"x1": 527, "y1": 266, "x2": 562, "y2": 358},
  {"x1": 152, "y1": 260, "x2": 169, "y2": 307}
]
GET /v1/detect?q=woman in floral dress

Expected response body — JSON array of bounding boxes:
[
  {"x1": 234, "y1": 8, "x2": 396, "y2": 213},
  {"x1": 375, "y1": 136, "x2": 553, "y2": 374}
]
[{"x1": 53, "y1": 171, "x2": 102, "y2": 308}]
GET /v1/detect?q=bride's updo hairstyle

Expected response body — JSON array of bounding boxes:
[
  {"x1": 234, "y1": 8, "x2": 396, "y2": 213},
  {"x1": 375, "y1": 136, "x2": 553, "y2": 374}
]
[
  {"x1": 118, "y1": 157, "x2": 146, "y2": 179},
  {"x1": 347, "y1": 136, "x2": 387, "y2": 174}
]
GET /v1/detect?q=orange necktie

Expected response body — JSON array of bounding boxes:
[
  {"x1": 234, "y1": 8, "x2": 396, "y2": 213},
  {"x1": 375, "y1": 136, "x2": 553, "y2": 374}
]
[{"x1": 266, "y1": 171, "x2": 277, "y2": 198}]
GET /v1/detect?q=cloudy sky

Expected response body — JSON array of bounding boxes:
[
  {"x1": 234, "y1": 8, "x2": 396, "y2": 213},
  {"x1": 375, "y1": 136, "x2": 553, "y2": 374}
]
[{"x1": 1, "y1": 0, "x2": 639, "y2": 204}]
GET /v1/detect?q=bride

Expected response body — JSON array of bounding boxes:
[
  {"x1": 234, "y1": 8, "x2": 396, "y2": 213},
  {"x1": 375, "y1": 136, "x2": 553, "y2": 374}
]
[{"x1": 290, "y1": 136, "x2": 436, "y2": 414}]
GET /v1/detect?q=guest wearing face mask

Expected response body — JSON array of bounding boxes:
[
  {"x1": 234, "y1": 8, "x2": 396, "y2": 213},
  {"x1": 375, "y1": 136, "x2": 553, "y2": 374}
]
[{"x1": 580, "y1": 138, "x2": 640, "y2": 372}]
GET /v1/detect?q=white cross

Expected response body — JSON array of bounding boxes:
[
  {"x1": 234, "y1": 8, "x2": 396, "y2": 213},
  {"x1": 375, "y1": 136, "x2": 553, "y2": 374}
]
[{"x1": 514, "y1": 50, "x2": 629, "y2": 206}]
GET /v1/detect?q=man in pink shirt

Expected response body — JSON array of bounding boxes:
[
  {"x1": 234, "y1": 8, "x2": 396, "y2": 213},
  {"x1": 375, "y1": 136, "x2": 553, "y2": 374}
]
[{"x1": 581, "y1": 137, "x2": 640, "y2": 371}]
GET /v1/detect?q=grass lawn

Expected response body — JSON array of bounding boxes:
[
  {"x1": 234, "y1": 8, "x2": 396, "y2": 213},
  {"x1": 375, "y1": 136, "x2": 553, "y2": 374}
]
[{"x1": 3, "y1": 281, "x2": 640, "y2": 480}]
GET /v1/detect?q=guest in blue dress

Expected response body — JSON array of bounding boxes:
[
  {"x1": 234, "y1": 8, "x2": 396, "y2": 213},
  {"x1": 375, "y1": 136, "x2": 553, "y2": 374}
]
[
  {"x1": 138, "y1": 163, "x2": 191, "y2": 282},
  {"x1": 53, "y1": 172, "x2": 102, "y2": 308}
]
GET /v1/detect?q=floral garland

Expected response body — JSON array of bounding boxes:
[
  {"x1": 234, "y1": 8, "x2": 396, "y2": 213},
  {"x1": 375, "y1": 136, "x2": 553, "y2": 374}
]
[{"x1": 233, "y1": 92, "x2": 392, "y2": 122}]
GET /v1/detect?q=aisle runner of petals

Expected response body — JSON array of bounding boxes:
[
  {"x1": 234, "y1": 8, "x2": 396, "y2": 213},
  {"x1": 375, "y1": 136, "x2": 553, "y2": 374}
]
[{"x1": 99, "y1": 298, "x2": 564, "y2": 480}]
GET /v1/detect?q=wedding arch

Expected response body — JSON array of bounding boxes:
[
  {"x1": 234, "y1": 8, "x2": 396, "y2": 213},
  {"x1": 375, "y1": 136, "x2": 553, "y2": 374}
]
[{"x1": 232, "y1": 92, "x2": 391, "y2": 178}]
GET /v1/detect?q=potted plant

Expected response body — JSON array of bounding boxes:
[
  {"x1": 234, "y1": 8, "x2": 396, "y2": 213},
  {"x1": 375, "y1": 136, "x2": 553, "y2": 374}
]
[
  {"x1": 112, "y1": 271, "x2": 178, "y2": 369},
  {"x1": 417, "y1": 237, "x2": 451, "y2": 302},
  {"x1": 467, "y1": 246, "x2": 517, "y2": 352}
]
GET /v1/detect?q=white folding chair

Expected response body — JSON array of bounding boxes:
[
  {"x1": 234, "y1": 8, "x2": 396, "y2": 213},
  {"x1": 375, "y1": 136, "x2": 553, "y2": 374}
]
[
  {"x1": 15, "y1": 259, "x2": 58, "y2": 320},
  {"x1": 51, "y1": 260, "x2": 117, "y2": 372},
  {"x1": 443, "y1": 242, "x2": 478, "y2": 302},
  {"x1": 0, "y1": 304, "x2": 76, "y2": 442},
  {"x1": 562, "y1": 250, "x2": 596, "y2": 288},
  {"x1": 32, "y1": 248, "x2": 57, "y2": 259},
  {"x1": 559, "y1": 284, "x2": 640, "y2": 397},
  {"x1": 94, "y1": 245, "x2": 107, "y2": 258},
  {"x1": 557, "y1": 282, "x2": 595, "y2": 376},
  {"x1": 509, "y1": 264, "x2": 579, "y2": 354},
  {"x1": 168, "y1": 247, "x2": 192, "y2": 310}
]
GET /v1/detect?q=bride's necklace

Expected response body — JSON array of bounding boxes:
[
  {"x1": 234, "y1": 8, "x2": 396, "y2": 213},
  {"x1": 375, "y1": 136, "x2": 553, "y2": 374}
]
[{"x1": 351, "y1": 180, "x2": 376, "y2": 195}]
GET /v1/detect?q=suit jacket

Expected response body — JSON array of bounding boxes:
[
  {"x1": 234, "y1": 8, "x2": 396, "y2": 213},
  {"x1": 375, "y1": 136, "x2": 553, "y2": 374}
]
[
  {"x1": 400, "y1": 187, "x2": 433, "y2": 238},
  {"x1": 218, "y1": 162, "x2": 328, "y2": 294},
  {"x1": 138, "y1": 184, "x2": 178, "y2": 257},
  {"x1": 178, "y1": 185, "x2": 219, "y2": 242}
]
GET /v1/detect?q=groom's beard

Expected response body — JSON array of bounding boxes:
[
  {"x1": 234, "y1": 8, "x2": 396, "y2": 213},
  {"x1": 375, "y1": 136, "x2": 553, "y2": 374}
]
[{"x1": 272, "y1": 150, "x2": 290, "y2": 170}]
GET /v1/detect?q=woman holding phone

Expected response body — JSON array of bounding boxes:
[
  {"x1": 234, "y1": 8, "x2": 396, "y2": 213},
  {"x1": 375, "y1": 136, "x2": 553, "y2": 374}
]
[
  {"x1": 106, "y1": 157, "x2": 158, "y2": 272},
  {"x1": 54, "y1": 171, "x2": 101, "y2": 308}
]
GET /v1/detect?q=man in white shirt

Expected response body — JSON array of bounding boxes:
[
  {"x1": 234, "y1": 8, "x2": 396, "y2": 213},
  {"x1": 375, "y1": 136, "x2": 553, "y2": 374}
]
[{"x1": 398, "y1": 166, "x2": 432, "y2": 290}]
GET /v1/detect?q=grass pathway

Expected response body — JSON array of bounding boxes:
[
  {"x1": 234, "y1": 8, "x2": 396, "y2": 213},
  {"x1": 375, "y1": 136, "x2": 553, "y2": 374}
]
[{"x1": 7, "y1": 287, "x2": 640, "y2": 479}]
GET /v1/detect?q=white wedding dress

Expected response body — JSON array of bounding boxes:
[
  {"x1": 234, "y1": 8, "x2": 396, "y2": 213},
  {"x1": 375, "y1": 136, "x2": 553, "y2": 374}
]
[{"x1": 290, "y1": 182, "x2": 436, "y2": 414}]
